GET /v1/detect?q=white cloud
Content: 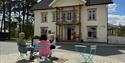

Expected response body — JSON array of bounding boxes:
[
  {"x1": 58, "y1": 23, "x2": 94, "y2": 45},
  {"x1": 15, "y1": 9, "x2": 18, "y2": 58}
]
[
  {"x1": 37, "y1": 0, "x2": 41, "y2": 3},
  {"x1": 108, "y1": 3, "x2": 117, "y2": 13},
  {"x1": 0, "y1": 14, "x2": 2, "y2": 21},
  {"x1": 108, "y1": 14, "x2": 125, "y2": 25}
]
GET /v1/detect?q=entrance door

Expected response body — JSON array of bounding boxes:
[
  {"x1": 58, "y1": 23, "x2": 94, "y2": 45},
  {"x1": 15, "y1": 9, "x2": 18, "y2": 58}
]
[{"x1": 67, "y1": 28, "x2": 72, "y2": 40}]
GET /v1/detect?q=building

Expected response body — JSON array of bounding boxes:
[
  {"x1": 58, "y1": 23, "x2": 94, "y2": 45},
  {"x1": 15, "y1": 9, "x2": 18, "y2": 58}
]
[
  {"x1": 32, "y1": 0, "x2": 113, "y2": 42},
  {"x1": 108, "y1": 24, "x2": 118, "y2": 36}
]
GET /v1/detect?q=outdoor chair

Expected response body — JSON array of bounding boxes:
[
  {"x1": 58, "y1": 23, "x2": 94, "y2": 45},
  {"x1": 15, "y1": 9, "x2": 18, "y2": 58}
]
[
  {"x1": 81, "y1": 45, "x2": 96, "y2": 63},
  {"x1": 17, "y1": 45, "x2": 27, "y2": 60},
  {"x1": 33, "y1": 43, "x2": 51, "y2": 63}
]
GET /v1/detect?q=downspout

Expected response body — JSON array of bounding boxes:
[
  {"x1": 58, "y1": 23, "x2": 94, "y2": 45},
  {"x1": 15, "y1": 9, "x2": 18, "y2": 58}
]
[{"x1": 107, "y1": 5, "x2": 109, "y2": 44}]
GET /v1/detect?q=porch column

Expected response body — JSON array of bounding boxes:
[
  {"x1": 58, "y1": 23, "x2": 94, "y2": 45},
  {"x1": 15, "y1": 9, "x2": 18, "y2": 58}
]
[
  {"x1": 61, "y1": 7, "x2": 64, "y2": 41},
  {"x1": 79, "y1": 5, "x2": 82, "y2": 41}
]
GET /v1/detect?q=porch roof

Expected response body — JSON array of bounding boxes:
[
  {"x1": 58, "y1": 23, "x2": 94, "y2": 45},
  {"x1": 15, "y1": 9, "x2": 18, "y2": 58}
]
[{"x1": 32, "y1": 0, "x2": 113, "y2": 10}]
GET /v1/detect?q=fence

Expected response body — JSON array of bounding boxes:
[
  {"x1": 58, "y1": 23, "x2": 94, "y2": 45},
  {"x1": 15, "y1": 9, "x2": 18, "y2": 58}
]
[{"x1": 108, "y1": 36, "x2": 125, "y2": 44}]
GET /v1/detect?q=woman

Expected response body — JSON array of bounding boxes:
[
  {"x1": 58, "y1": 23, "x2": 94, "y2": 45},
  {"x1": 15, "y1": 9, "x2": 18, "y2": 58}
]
[
  {"x1": 39, "y1": 34, "x2": 51, "y2": 57},
  {"x1": 17, "y1": 32, "x2": 27, "y2": 53},
  {"x1": 48, "y1": 31, "x2": 56, "y2": 49}
]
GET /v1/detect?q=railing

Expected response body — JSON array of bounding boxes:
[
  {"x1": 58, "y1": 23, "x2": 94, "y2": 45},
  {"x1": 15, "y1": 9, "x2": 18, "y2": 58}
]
[
  {"x1": 56, "y1": 20, "x2": 79, "y2": 25},
  {"x1": 108, "y1": 36, "x2": 125, "y2": 44}
]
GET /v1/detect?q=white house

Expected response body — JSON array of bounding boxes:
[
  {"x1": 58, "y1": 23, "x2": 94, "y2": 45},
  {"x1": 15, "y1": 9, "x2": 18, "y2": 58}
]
[{"x1": 32, "y1": 0, "x2": 113, "y2": 42}]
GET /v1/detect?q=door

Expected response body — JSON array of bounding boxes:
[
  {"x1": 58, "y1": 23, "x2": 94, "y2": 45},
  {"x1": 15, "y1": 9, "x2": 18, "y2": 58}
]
[{"x1": 67, "y1": 28, "x2": 72, "y2": 40}]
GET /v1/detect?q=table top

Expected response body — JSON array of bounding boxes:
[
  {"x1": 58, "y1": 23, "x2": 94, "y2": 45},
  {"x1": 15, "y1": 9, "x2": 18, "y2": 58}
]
[{"x1": 75, "y1": 45, "x2": 87, "y2": 48}]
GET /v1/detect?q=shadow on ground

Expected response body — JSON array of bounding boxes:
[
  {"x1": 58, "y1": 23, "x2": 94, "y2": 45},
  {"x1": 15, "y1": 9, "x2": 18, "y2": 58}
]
[
  {"x1": 16, "y1": 57, "x2": 61, "y2": 63},
  {"x1": 16, "y1": 59, "x2": 31, "y2": 63},
  {"x1": 58, "y1": 44, "x2": 125, "y2": 56}
]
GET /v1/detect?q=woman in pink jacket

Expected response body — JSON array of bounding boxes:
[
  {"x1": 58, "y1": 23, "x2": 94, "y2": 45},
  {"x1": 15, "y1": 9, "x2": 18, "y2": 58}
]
[{"x1": 39, "y1": 34, "x2": 51, "y2": 57}]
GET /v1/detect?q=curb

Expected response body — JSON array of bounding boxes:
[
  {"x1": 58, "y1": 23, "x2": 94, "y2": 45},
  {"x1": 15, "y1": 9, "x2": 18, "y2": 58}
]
[{"x1": 56, "y1": 42, "x2": 125, "y2": 48}]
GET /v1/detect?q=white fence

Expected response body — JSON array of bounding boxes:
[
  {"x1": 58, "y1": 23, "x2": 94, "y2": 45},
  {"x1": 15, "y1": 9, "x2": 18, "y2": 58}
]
[{"x1": 108, "y1": 36, "x2": 125, "y2": 44}]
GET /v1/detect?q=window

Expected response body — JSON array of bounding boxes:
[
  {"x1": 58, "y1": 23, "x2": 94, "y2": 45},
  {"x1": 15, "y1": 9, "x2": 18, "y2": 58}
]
[
  {"x1": 87, "y1": 26, "x2": 97, "y2": 39},
  {"x1": 52, "y1": 12, "x2": 56, "y2": 22},
  {"x1": 41, "y1": 12, "x2": 47, "y2": 22},
  {"x1": 63, "y1": 11, "x2": 73, "y2": 21},
  {"x1": 41, "y1": 27, "x2": 48, "y2": 34},
  {"x1": 88, "y1": 8, "x2": 97, "y2": 20}
]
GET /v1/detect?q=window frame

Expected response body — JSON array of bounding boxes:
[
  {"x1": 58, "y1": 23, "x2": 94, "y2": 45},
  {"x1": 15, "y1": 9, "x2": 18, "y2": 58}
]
[
  {"x1": 52, "y1": 11, "x2": 56, "y2": 22},
  {"x1": 87, "y1": 8, "x2": 97, "y2": 21},
  {"x1": 63, "y1": 10, "x2": 74, "y2": 21},
  {"x1": 41, "y1": 12, "x2": 48, "y2": 23},
  {"x1": 87, "y1": 26, "x2": 97, "y2": 39},
  {"x1": 40, "y1": 27, "x2": 48, "y2": 34}
]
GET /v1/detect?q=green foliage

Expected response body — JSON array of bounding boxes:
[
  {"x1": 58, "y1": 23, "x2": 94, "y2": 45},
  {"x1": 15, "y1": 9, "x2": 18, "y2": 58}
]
[
  {"x1": 23, "y1": 22, "x2": 34, "y2": 40},
  {"x1": 10, "y1": 22, "x2": 17, "y2": 38},
  {"x1": 118, "y1": 25, "x2": 125, "y2": 36}
]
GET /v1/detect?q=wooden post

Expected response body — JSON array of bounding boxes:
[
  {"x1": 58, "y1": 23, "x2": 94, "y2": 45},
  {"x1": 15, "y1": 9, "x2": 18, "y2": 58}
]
[
  {"x1": 58, "y1": 8, "x2": 61, "y2": 41},
  {"x1": 79, "y1": 5, "x2": 82, "y2": 42},
  {"x1": 56, "y1": 7, "x2": 58, "y2": 41},
  {"x1": 61, "y1": 7, "x2": 64, "y2": 41},
  {"x1": 73, "y1": 6, "x2": 75, "y2": 23}
]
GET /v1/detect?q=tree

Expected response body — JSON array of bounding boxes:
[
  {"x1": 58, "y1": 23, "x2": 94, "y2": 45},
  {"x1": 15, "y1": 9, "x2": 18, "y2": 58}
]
[
  {"x1": 0, "y1": 0, "x2": 38, "y2": 39},
  {"x1": 23, "y1": 22, "x2": 34, "y2": 39},
  {"x1": 118, "y1": 25, "x2": 125, "y2": 36}
]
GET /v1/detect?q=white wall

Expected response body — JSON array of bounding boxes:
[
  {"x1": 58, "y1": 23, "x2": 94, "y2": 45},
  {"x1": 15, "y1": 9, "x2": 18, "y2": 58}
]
[
  {"x1": 81, "y1": 5, "x2": 108, "y2": 42},
  {"x1": 34, "y1": 9, "x2": 56, "y2": 36}
]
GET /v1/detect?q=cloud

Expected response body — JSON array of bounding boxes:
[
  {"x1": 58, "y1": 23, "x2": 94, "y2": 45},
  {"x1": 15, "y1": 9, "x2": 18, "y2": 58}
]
[
  {"x1": 108, "y1": 14, "x2": 125, "y2": 25},
  {"x1": 0, "y1": 14, "x2": 2, "y2": 21},
  {"x1": 37, "y1": 0, "x2": 41, "y2": 3},
  {"x1": 108, "y1": 3, "x2": 117, "y2": 13}
]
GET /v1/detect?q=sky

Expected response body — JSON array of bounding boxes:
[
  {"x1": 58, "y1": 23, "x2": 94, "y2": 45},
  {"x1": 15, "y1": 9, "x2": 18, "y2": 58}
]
[{"x1": 108, "y1": 0, "x2": 125, "y2": 25}]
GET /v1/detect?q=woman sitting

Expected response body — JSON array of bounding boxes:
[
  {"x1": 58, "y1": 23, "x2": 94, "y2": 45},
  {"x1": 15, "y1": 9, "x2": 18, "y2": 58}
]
[{"x1": 38, "y1": 34, "x2": 51, "y2": 58}]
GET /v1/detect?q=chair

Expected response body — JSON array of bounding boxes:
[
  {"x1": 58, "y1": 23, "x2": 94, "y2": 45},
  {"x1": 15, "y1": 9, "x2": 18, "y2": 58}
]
[
  {"x1": 17, "y1": 46, "x2": 27, "y2": 60},
  {"x1": 33, "y1": 42, "x2": 51, "y2": 63},
  {"x1": 81, "y1": 45, "x2": 96, "y2": 63}
]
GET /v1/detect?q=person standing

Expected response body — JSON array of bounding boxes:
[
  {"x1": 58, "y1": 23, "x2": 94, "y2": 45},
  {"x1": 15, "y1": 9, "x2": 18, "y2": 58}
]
[{"x1": 48, "y1": 30, "x2": 56, "y2": 50}]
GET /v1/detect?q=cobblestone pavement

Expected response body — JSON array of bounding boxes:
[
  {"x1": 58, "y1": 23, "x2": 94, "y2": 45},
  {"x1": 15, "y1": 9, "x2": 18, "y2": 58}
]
[
  {"x1": 0, "y1": 41, "x2": 125, "y2": 63},
  {"x1": 0, "y1": 49, "x2": 125, "y2": 63}
]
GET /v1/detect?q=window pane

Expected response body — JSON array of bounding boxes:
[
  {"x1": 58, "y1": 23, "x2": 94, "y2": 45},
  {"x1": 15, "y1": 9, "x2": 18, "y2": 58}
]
[
  {"x1": 88, "y1": 11, "x2": 91, "y2": 20},
  {"x1": 41, "y1": 12, "x2": 47, "y2": 22},
  {"x1": 67, "y1": 12, "x2": 72, "y2": 20},
  {"x1": 87, "y1": 27, "x2": 97, "y2": 38},
  {"x1": 88, "y1": 9, "x2": 96, "y2": 20},
  {"x1": 53, "y1": 12, "x2": 56, "y2": 22},
  {"x1": 92, "y1": 10, "x2": 96, "y2": 20},
  {"x1": 41, "y1": 27, "x2": 48, "y2": 34},
  {"x1": 63, "y1": 11, "x2": 73, "y2": 21}
]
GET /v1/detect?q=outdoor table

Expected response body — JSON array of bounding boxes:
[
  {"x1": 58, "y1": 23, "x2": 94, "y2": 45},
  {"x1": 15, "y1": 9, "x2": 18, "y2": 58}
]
[
  {"x1": 75, "y1": 45, "x2": 87, "y2": 52},
  {"x1": 74, "y1": 45, "x2": 87, "y2": 62}
]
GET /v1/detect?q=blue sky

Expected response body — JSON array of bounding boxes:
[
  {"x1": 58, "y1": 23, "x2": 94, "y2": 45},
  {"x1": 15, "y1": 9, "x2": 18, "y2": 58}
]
[{"x1": 108, "y1": 0, "x2": 125, "y2": 25}]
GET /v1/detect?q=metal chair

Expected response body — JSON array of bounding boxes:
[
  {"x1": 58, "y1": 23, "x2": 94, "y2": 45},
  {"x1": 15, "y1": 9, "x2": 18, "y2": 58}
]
[
  {"x1": 75, "y1": 45, "x2": 87, "y2": 52},
  {"x1": 17, "y1": 46, "x2": 27, "y2": 60},
  {"x1": 81, "y1": 45, "x2": 97, "y2": 63}
]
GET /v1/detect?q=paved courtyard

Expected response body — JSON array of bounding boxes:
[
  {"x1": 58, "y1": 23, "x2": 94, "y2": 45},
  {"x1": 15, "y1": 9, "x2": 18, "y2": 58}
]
[{"x1": 0, "y1": 41, "x2": 125, "y2": 63}]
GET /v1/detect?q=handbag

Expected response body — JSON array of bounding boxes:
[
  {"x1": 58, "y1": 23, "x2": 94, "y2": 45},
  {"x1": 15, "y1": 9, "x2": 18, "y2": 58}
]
[{"x1": 50, "y1": 45, "x2": 56, "y2": 49}]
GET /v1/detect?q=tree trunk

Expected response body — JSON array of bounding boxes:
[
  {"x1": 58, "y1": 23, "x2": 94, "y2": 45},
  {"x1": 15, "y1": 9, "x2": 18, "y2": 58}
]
[
  {"x1": 3, "y1": 1, "x2": 5, "y2": 33},
  {"x1": 8, "y1": 1, "x2": 11, "y2": 39},
  {"x1": 22, "y1": 2, "x2": 26, "y2": 31}
]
